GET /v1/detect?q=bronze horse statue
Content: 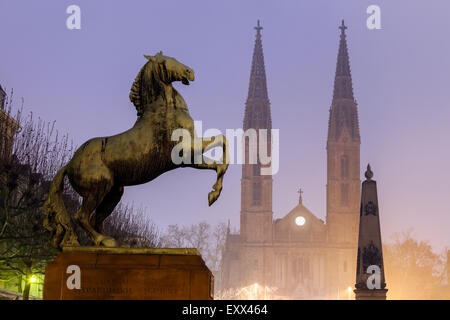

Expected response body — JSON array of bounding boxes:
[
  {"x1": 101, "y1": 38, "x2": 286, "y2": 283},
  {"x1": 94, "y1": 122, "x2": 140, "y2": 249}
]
[{"x1": 43, "y1": 52, "x2": 228, "y2": 249}]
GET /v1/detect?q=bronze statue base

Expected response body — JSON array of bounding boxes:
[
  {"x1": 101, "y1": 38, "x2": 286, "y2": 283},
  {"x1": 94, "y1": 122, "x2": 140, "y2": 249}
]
[
  {"x1": 354, "y1": 288, "x2": 388, "y2": 300},
  {"x1": 43, "y1": 247, "x2": 213, "y2": 300}
]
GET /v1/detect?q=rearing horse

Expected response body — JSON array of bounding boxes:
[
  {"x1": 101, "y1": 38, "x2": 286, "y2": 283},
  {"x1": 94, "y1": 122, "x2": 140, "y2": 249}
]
[{"x1": 43, "y1": 52, "x2": 229, "y2": 248}]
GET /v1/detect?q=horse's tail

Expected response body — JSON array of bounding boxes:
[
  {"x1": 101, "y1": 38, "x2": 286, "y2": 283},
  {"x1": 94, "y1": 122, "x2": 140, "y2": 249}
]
[{"x1": 43, "y1": 165, "x2": 70, "y2": 248}]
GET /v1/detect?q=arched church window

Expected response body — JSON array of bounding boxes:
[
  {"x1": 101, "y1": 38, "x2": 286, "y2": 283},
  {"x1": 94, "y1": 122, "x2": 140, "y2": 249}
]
[
  {"x1": 341, "y1": 183, "x2": 349, "y2": 206},
  {"x1": 253, "y1": 163, "x2": 260, "y2": 176},
  {"x1": 304, "y1": 258, "x2": 310, "y2": 277},
  {"x1": 341, "y1": 155, "x2": 349, "y2": 178},
  {"x1": 297, "y1": 257, "x2": 304, "y2": 282},
  {"x1": 275, "y1": 255, "x2": 287, "y2": 288},
  {"x1": 252, "y1": 181, "x2": 262, "y2": 205},
  {"x1": 292, "y1": 259, "x2": 297, "y2": 282}
]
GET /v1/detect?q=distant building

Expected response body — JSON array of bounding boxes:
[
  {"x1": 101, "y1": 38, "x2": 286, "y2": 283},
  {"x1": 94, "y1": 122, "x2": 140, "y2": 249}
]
[
  {"x1": 219, "y1": 21, "x2": 360, "y2": 299},
  {"x1": 0, "y1": 84, "x2": 6, "y2": 110},
  {"x1": 0, "y1": 84, "x2": 19, "y2": 158}
]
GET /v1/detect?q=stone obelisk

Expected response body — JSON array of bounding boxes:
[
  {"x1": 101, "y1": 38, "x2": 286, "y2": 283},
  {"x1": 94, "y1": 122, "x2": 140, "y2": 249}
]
[{"x1": 354, "y1": 164, "x2": 388, "y2": 300}]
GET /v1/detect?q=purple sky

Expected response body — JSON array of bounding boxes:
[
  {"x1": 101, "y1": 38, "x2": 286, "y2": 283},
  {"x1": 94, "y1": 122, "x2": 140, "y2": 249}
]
[{"x1": 1, "y1": 1, "x2": 450, "y2": 252}]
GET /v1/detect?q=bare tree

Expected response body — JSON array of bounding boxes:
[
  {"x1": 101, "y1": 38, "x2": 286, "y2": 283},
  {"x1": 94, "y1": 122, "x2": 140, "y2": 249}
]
[
  {"x1": 0, "y1": 94, "x2": 74, "y2": 299},
  {"x1": 205, "y1": 223, "x2": 227, "y2": 275},
  {"x1": 161, "y1": 221, "x2": 227, "y2": 276},
  {"x1": 102, "y1": 203, "x2": 161, "y2": 248},
  {"x1": 383, "y1": 229, "x2": 445, "y2": 299},
  {"x1": 160, "y1": 224, "x2": 188, "y2": 248}
]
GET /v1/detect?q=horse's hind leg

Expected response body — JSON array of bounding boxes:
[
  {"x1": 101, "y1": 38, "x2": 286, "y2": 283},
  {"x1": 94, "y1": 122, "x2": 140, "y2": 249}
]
[
  {"x1": 208, "y1": 162, "x2": 228, "y2": 205},
  {"x1": 75, "y1": 192, "x2": 120, "y2": 247},
  {"x1": 90, "y1": 185, "x2": 124, "y2": 234},
  {"x1": 189, "y1": 134, "x2": 229, "y2": 206}
]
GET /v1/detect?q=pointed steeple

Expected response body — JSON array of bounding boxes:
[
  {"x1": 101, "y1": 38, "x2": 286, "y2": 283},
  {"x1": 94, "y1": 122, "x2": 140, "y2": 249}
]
[
  {"x1": 354, "y1": 165, "x2": 388, "y2": 300},
  {"x1": 244, "y1": 20, "x2": 271, "y2": 130},
  {"x1": 333, "y1": 20, "x2": 354, "y2": 100},
  {"x1": 240, "y1": 20, "x2": 273, "y2": 248},
  {"x1": 326, "y1": 21, "x2": 361, "y2": 278},
  {"x1": 327, "y1": 20, "x2": 360, "y2": 142}
]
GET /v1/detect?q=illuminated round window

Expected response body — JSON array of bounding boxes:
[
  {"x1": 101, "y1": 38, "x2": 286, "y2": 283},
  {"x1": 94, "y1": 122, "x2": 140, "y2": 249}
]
[{"x1": 295, "y1": 216, "x2": 306, "y2": 226}]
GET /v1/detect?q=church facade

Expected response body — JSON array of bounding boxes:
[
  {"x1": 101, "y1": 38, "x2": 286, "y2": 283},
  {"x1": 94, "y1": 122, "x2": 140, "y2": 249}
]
[{"x1": 219, "y1": 21, "x2": 361, "y2": 299}]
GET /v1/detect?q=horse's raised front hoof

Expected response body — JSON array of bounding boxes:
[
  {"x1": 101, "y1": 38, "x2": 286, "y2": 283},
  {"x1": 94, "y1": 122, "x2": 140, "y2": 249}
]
[{"x1": 208, "y1": 190, "x2": 220, "y2": 206}]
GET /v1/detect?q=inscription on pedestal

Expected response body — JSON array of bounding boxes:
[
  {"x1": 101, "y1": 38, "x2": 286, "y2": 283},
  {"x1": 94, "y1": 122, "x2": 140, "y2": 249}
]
[{"x1": 44, "y1": 248, "x2": 212, "y2": 300}]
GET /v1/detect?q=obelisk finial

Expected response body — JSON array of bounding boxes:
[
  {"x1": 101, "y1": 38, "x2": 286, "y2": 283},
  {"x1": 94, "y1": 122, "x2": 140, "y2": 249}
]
[{"x1": 365, "y1": 164, "x2": 373, "y2": 181}]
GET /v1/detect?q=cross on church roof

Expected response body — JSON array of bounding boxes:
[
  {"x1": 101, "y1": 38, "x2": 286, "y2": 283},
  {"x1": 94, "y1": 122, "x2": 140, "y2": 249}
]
[
  {"x1": 297, "y1": 188, "x2": 303, "y2": 204},
  {"x1": 339, "y1": 20, "x2": 347, "y2": 34},
  {"x1": 254, "y1": 20, "x2": 263, "y2": 35}
]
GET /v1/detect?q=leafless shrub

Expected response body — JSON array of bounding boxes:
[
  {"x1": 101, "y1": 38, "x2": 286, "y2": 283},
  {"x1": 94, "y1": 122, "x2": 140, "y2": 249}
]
[{"x1": 103, "y1": 203, "x2": 161, "y2": 248}]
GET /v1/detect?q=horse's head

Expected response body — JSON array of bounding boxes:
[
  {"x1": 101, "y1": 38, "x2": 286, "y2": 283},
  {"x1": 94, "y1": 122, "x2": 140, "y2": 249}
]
[
  {"x1": 130, "y1": 52, "x2": 195, "y2": 116},
  {"x1": 144, "y1": 51, "x2": 194, "y2": 85}
]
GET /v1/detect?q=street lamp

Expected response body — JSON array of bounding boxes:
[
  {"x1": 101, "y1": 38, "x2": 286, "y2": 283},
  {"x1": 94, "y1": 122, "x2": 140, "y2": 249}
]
[
  {"x1": 347, "y1": 286, "x2": 352, "y2": 300},
  {"x1": 29, "y1": 275, "x2": 37, "y2": 284}
]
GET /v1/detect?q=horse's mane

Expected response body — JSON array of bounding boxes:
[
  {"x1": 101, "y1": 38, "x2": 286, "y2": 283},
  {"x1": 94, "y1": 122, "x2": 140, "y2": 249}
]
[
  {"x1": 129, "y1": 59, "x2": 165, "y2": 117},
  {"x1": 129, "y1": 66, "x2": 145, "y2": 116}
]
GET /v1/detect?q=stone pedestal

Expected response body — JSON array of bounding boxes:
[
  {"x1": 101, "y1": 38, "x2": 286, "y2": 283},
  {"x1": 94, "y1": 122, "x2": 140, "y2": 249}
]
[
  {"x1": 44, "y1": 247, "x2": 213, "y2": 300},
  {"x1": 354, "y1": 289, "x2": 388, "y2": 300}
]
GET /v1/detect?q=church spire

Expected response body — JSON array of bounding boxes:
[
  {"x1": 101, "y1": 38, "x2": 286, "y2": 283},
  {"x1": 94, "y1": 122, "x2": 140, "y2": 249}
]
[
  {"x1": 326, "y1": 20, "x2": 361, "y2": 252},
  {"x1": 333, "y1": 20, "x2": 354, "y2": 100},
  {"x1": 244, "y1": 20, "x2": 271, "y2": 130},
  {"x1": 327, "y1": 20, "x2": 360, "y2": 142},
  {"x1": 240, "y1": 20, "x2": 273, "y2": 247}
]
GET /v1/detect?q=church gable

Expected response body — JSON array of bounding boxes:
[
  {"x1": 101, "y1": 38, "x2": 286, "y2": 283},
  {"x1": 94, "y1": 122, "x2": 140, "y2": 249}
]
[{"x1": 274, "y1": 204, "x2": 326, "y2": 243}]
